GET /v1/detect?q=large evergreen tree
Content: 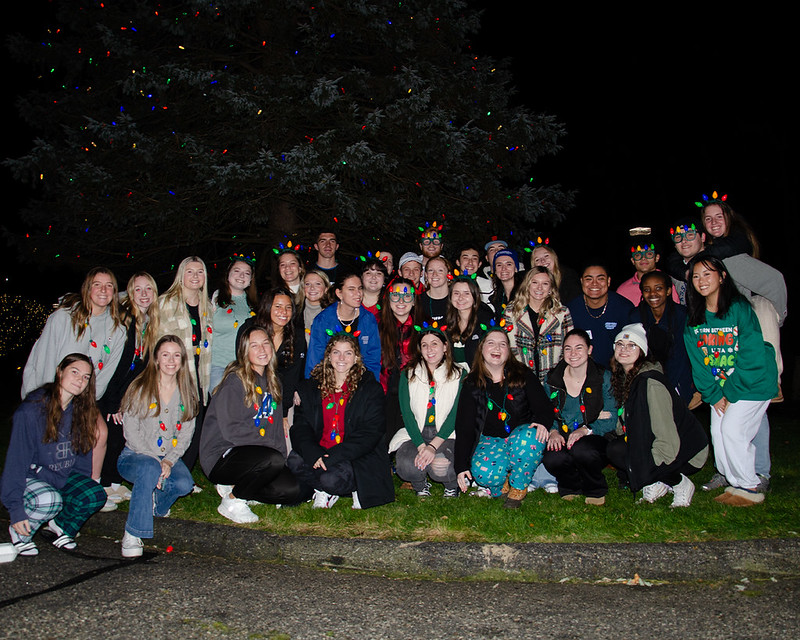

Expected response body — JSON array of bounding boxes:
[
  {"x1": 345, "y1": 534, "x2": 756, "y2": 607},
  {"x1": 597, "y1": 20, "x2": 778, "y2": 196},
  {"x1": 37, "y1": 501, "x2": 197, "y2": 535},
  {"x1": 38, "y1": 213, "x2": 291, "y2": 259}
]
[{"x1": 5, "y1": 0, "x2": 571, "y2": 271}]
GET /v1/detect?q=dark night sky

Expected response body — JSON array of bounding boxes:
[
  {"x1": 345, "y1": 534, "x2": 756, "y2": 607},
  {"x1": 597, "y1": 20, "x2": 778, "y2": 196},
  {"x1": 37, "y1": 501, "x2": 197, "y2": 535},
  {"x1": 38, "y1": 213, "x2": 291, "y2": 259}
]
[{"x1": 2, "y1": 3, "x2": 796, "y2": 383}]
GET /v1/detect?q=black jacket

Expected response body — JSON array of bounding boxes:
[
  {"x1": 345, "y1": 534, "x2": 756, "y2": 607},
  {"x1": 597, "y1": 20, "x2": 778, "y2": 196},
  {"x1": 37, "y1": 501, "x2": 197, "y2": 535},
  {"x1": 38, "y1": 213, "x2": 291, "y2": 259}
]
[{"x1": 291, "y1": 372, "x2": 394, "y2": 508}]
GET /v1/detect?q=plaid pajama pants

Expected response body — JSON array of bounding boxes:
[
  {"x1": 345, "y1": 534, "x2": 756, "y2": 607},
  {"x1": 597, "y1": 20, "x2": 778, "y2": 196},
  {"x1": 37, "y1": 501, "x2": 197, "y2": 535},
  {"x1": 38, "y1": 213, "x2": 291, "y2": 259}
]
[{"x1": 17, "y1": 472, "x2": 106, "y2": 541}]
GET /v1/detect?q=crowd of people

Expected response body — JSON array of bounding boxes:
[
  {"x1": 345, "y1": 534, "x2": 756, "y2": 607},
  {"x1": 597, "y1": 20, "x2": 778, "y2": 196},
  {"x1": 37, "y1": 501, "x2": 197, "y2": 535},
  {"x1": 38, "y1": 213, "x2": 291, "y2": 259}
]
[{"x1": 1, "y1": 191, "x2": 786, "y2": 558}]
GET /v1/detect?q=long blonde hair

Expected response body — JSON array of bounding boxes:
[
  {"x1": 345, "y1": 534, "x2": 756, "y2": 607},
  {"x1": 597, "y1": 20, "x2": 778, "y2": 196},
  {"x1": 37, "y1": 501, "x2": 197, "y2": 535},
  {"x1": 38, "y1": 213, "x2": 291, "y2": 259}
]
[
  {"x1": 122, "y1": 272, "x2": 161, "y2": 359},
  {"x1": 508, "y1": 267, "x2": 562, "y2": 320},
  {"x1": 161, "y1": 256, "x2": 211, "y2": 319},
  {"x1": 218, "y1": 325, "x2": 282, "y2": 407},
  {"x1": 121, "y1": 335, "x2": 199, "y2": 422}
]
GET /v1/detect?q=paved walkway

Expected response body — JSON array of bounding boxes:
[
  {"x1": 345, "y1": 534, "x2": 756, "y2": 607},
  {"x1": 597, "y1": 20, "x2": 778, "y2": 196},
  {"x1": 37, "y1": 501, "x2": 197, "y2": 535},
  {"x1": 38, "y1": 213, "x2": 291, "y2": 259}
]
[{"x1": 74, "y1": 511, "x2": 800, "y2": 582}]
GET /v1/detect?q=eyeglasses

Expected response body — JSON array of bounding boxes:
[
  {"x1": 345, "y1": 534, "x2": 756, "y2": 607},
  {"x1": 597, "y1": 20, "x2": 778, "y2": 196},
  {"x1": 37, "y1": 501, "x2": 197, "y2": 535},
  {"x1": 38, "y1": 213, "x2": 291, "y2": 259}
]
[
  {"x1": 614, "y1": 342, "x2": 639, "y2": 352},
  {"x1": 672, "y1": 229, "x2": 698, "y2": 243},
  {"x1": 389, "y1": 292, "x2": 414, "y2": 303},
  {"x1": 421, "y1": 238, "x2": 442, "y2": 246},
  {"x1": 632, "y1": 250, "x2": 656, "y2": 261}
]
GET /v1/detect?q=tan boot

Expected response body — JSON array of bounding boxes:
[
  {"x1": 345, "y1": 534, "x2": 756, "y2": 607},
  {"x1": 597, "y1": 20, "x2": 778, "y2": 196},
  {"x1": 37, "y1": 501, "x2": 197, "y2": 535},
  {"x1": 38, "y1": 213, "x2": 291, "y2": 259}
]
[
  {"x1": 500, "y1": 477, "x2": 510, "y2": 499},
  {"x1": 503, "y1": 487, "x2": 527, "y2": 509}
]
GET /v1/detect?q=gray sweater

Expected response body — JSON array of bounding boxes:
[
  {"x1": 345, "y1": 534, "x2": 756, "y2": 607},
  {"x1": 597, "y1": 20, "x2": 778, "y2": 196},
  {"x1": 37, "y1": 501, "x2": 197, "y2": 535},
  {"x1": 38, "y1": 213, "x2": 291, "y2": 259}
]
[
  {"x1": 123, "y1": 390, "x2": 196, "y2": 466},
  {"x1": 199, "y1": 372, "x2": 284, "y2": 476}
]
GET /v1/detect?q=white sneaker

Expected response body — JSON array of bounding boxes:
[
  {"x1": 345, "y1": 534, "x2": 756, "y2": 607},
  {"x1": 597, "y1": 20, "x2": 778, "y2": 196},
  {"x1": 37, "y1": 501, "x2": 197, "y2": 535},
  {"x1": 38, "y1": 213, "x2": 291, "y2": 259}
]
[
  {"x1": 542, "y1": 483, "x2": 559, "y2": 494},
  {"x1": 216, "y1": 484, "x2": 234, "y2": 499},
  {"x1": 192, "y1": 484, "x2": 203, "y2": 494},
  {"x1": 670, "y1": 474, "x2": 695, "y2": 508},
  {"x1": 312, "y1": 490, "x2": 338, "y2": 509},
  {"x1": 108, "y1": 483, "x2": 132, "y2": 501},
  {"x1": 351, "y1": 491, "x2": 362, "y2": 510},
  {"x1": 100, "y1": 496, "x2": 118, "y2": 512},
  {"x1": 217, "y1": 496, "x2": 259, "y2": 523},
  {"x1": 639, "y1": 481, "x2": 670, "y2": 504},
  {"x1": 469, "y1": 486, "x2": 493, "y2": 497},
  {"x1": 121, "y1": 531, "x2": 143, "y2": 558},
  {"x1": 105, "y1": 485, "x2": 124, "y2": 504}
]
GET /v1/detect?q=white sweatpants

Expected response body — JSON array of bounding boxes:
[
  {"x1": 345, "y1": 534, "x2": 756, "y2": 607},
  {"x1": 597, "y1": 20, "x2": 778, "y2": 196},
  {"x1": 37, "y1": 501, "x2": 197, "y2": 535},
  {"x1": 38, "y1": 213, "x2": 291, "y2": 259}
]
[{"x1": 710, "y1": 399, "x2": 770, "y2": 489}]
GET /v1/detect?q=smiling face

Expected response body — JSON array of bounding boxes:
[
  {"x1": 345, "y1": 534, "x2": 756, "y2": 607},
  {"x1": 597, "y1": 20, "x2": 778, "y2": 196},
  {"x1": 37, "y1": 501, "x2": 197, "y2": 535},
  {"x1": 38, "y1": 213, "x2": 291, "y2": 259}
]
[
  {"x1": 528, "y1": 272, "x2": 552, "y2": 302},
  {"x1": 481, "y1": 330, "x2": 510, "y2": 369},
  {"x1": 613, "y1": 339, "x2": 640, "y2": 372},
  {"x1": 388, "y1": 283, "x2": 414, "y2": 321},
  {"x1": 702, "y1": 204, "x2": 728, "y2": 239},
  {"x1": 581, "y1": 266, "x2": 610, "y2": 304},
  {"x1": 630, "y1": 246, "x2": 658, "y2": 275},
  {"x1": 58, "y1": 358, "x2": 93, "y2": 402},
  {"x1": 89, "y1": 272, "x2": 115, "y2": 313},
  {"x1": 563, "y1": 334, "x2": 592, "y2": 370},
  {"x1": 420, "y1": 333, "x2": 447, "y2": 369},
  {"x1": 329, "y1": 340, "x2": 357, "y2": 379},
  {"x1": 247, "y1": 329, "x2": 273, "y2": 374},
  {"x1": 361, "y1": 266, "x2": 385, "y2": 295},
  {"x1": 303, "y1": 273, "x2": 327, "y2": 304},
  {"x1": 131, "y1": 275, "x2": 155, "y2": 313},
  {"x1": 270, "y1": 294, "x2": 293, "y2": 329},
  {"x1": 450, "y1": 281, "x2": 475, "y2": 312},
  {"x1": 183, "y1": 261, "x2": 205, "y2": 292},
  {"x1": 673, "y1": 226, "x2": 705, "y2": 260},
  {"x1": 336, "y1": 276, "x2": 363, "y2": 310},
  {"x1": 493, "y1": 256, "x2": 516, "y2": 283},
  {"x1": 399, "y1": 260, "x2": 422, "y2": 285},
  {"x1": 425, "y1": 258, "x2": 449, "y2": 290},
  {"x1": 156, "y1": 340, "x2": 184, "y2": 378},
  {"x1": 531, "y1": 246, "x2": 553, "y2": 270},
  {"x1": 691, "y1": 260, "x2": 724, "y2": 303},
  {"x1": 278, "y1": 253, "x2": 301, "y2": 286},
  {"x1": 641, "y1": 273, "x2": 670, "y2": 313},
  {"x1": 457, "y1": 249, "x2": 481, "y2": 276},
  {"x1": 228, "y1": 260, "x2": 253, "y2": 295}
]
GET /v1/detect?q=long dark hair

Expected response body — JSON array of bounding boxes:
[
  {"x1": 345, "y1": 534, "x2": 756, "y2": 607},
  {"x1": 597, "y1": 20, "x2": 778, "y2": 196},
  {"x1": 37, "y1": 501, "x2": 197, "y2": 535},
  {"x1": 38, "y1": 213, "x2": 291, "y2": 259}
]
[
  {"x1": 43, "y1": 353, "x2": 98, "y2": 454},
  {"x1": 702, "y1": 200, "x2": 760, "y2": 258},
  {"x1": 610, "y1": 349, "x2": 647, "y2": 405},
  {"x1": 445, "y1": 276, "x2": 481, "y2": 343},
  {"x1": 254, "y1": 287, "x2": 297, "y2": 364},
  {"x1": 685, "y1": 254, "x2": 744, "y2": 326},
  {"x1": 379, "y1": 277, "x2": 421, "y2": 373},
  {"x1": 216, "y1": 258, "x2": 258, "y2": 310},
  {"x1": 406, "y1": 330, "x2": 461, "y2": 383},
  {"x1": 466, "y1": 329, "x2": 528, "y2": 391}
]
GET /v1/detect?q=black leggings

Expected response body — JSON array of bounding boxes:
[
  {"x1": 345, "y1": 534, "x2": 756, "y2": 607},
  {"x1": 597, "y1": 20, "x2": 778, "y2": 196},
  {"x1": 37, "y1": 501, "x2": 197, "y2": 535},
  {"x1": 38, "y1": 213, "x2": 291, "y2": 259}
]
[
  {"x1": 606, "y1": 437, "x2": 700, "y2": 488},
  {"x1": 209, "y1": 445, "x2": 303, "y2": 504},
  {"x1": 286, "y1": 451, "x2": 357, "y2": 497},
  {"x1": 542, "y1": 434, "x2": 609, "y2": 498}
]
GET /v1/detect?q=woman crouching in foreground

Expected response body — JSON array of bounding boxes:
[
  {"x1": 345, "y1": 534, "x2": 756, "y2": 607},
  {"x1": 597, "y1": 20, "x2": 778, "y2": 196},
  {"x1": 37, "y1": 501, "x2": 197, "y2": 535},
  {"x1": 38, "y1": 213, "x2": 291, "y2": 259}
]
[
  {"x1": 606, "y1": 323, "x2": 708, "y2": 507},
  {"x1": 200, "y1": 325, "x2": 304, "y2": 524},
  {"x1": 288, "y1": 333, "x2": 394, "y2": 509},
  {"x1": 2, "y1": 354, "x2": 106, "y2": 556},
  {"x1": 116, "y1": 335, "x2": 199, "y2": 557},
  {"x1": 454, "y1": 327, "x2": 554, "y2": 508}
]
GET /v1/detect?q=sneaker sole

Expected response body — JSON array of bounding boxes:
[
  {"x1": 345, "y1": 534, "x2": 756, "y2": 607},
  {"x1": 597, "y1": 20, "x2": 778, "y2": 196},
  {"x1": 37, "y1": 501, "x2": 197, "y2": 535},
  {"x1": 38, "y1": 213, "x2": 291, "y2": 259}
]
[{"x1": 217, "y1": 504, "x2": 258, "y2": 523}]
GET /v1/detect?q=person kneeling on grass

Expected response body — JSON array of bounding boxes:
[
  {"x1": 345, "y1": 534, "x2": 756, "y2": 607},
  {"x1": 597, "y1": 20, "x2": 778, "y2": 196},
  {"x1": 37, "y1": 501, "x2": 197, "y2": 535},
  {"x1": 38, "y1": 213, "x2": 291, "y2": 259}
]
[
  {"x1": 200, "y1": 325, "x2": 305, "y2": 524},
  {"x1": 288, "y1": 332, "x2": 395, "y2": 509},
  {"x1": 606, "y1": 324, "x2": 708, "y2": 507},
  {"x1": 2, "y1": 354, "x2": 106, "y2": 556},
  {"x1": 389, "y1": 324, "x2": 465, "y2": 497},
  {"x1": 454, "y1": 327, "x2": 554, "y2": 509},
  {"x1": 541, "y1": 329, "x2": 618, "y2": 506},
  {"x1": 116, "y1": 335, "x2": 199, "y2": 558}
]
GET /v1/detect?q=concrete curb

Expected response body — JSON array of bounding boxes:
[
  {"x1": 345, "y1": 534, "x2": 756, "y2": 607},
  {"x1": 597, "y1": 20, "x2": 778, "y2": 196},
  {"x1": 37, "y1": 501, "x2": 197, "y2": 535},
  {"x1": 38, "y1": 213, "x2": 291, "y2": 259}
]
[{"x1": 82, "y1": 511, "x2": 800, "y2": 582}]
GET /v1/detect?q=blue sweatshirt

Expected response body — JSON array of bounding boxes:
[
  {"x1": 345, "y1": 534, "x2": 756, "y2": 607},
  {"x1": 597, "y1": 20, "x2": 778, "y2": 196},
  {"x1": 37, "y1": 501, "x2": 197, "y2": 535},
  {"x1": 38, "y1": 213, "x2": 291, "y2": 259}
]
[{"x1": 1, "y1": 389, "x2": 93, "y2": 524}]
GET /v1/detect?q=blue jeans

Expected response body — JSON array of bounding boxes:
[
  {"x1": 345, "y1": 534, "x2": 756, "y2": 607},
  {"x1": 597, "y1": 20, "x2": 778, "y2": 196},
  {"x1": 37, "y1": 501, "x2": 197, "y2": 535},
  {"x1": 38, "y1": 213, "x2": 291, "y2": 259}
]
[{"x1": 117, "y1": 447, "x2": 194, "y2": 538}]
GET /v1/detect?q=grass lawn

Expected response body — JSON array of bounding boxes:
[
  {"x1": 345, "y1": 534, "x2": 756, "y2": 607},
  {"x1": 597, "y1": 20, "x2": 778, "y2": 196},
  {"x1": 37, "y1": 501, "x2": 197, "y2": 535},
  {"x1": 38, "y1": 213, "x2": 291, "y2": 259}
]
[{"x1": 2, "y1": 380, "x2": 798, "y2": 543}]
